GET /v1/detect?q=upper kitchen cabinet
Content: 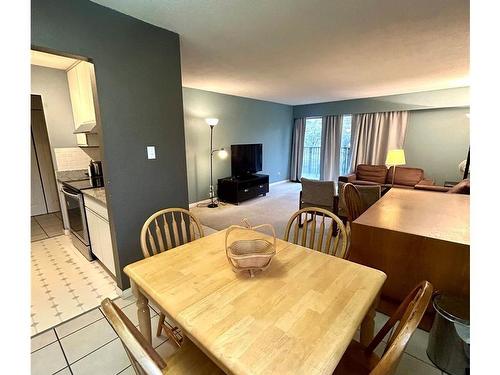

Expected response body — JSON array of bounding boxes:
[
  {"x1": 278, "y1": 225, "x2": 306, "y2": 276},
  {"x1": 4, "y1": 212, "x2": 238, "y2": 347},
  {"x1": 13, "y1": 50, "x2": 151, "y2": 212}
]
[{"x1": 67, "y1": 61, "x2": 99, "y2": 147}]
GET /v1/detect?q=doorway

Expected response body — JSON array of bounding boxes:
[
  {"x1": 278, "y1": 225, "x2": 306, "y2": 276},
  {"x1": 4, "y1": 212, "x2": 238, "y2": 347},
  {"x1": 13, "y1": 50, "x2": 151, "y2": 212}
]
[
  {"x1": 31, "y1": 95, "x2": 59, "y2": 215},
  {"x1": 31, "y1": 94, "x2": 65, "y2": 241}
]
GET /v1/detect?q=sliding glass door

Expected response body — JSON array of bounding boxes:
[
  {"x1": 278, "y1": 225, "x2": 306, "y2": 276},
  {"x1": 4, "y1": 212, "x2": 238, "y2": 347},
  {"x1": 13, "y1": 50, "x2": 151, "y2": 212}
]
[
  {"x1": 301, "y1": 117, "x2": 322, "y2": 180},
  {"x1": 340, "y1": 115, "x2": 352, "y2": 176},
  {"x1": 299, "y1": 115, "x2": 352, "y2": 181}
]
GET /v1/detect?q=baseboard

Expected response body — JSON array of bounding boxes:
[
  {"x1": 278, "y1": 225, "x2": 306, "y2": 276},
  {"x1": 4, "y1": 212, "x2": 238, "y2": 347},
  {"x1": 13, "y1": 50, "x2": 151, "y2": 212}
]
[
  {"x1": 188, "y1": 179, "x2": 291, "y2": 208},
  {"x1": 120, "y1": 287, "x2": 132, "y2": 299},
  {"x1": 188, "y1": 198, "x2": 211, "y2": 208},
  {"x1": 269, "y1": 179, "x2": 290, "y2": 186}
]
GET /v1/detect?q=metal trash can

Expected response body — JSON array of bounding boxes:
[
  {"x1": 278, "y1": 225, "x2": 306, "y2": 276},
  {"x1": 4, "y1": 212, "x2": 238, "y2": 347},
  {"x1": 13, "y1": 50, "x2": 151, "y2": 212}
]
[{"x1": 427, "y1": 294, "x2": 470, "y2": 375}]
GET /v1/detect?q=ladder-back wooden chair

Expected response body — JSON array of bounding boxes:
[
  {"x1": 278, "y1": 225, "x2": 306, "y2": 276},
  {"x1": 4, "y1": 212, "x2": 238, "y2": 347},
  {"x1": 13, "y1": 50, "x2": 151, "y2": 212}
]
[
  {"x1": 140, "y1": 208, "x2": 205, "y2": 347},
  {"x1": 333, "y1": 281, "x2": 433, "y2": 375},
  {"x1": 101, "y1": 298, "x2": 223, "y2": 375},
  {"x1": 283, "y1": 207, "x2": 349, "y2": 259}
]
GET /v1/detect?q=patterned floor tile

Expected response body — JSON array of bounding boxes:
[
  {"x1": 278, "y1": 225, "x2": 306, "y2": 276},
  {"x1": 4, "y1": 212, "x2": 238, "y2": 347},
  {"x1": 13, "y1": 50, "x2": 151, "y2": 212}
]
[{"x1": 31, "y1": 235, "x2": 120, "y2": 336}]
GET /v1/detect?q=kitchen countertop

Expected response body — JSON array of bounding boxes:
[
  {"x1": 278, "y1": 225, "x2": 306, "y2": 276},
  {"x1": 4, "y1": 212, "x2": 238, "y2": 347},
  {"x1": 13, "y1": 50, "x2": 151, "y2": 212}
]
[
  {"x1": 56, "y1": 169, "x2": 89, "y2": 182},
  {"x1": 82, "y1": 188, "x2": 107, "y2": 206}
]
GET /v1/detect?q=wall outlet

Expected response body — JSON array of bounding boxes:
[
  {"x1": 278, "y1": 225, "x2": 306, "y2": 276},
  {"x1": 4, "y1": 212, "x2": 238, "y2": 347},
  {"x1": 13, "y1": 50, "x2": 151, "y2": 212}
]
[{"x1": 146, "y1": 146, "x2": 156, "y2": 160}]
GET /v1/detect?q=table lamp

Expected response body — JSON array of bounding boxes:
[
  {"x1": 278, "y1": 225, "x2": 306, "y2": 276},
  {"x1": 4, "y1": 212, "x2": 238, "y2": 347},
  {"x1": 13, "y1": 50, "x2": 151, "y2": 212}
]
[{"x1": 385, "y1": 149, "x2": 406, "y2": 186}]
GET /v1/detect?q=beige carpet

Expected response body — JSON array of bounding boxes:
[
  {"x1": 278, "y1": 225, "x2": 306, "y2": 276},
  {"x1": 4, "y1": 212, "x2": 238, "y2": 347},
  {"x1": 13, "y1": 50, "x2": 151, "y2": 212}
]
[{"x1": 191, "y1": 182, "x2": 301, "y2": 238}]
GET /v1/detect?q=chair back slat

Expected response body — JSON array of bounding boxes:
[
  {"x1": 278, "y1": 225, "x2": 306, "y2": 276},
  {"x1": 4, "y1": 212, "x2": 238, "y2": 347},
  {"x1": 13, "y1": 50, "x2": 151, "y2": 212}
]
[
  {"x1": 180, "y1": 214, "x2": 188, "y2": 244},
  {"x1": 101, "y1": 298, "x2": 166, "y2": 375},
  {"x1": 332, "y1": 230, "x2": 340, "y2": 256},
  {"x1": 147, "y1": 228, "x2": 158, "y2": 255},
  {"x1": 300, "y1": 214, "x2": 308, "y2": 247},
  {"x1": 343, "y1": 183, "x2": 366, "y2": 222},
  {"x1": 171, "y1": 212, "x2": 180, "y2": 247},
  {"x1": 308, "y1": 212, "x2": 317, "y2": 249},
  {"x1": 316, "y1": 215, "x2": 325, "y2": 252},
  {"x1": 163, "y1": 214, "x2": 173, "y2": 250},
  {"x1": 284, "y1": 207, "x2": 349, "y2": 259},
  {"x1": 324, "y1": 223, "x2": 334, "y2": 254},
  {"x1": 367, "y1": 281, "x2": 433, "y2": 375},
  {"x1": 154, "y1": 219, "x2": 165, "y2": 253},
  {"x1": 293, "y1": 220, "x2": 300, "y2": 243},
  {"x1": 140, "y1": 208, "x2": 205, "y2": 258},
  {"x1": 189, "y1": 220, "x2": 196, "y2": 242}
]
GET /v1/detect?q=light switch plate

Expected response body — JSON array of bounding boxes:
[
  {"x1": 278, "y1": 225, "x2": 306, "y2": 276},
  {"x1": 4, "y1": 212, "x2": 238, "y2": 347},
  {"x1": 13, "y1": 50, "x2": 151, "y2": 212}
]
[{"x1": 146, "y1": 146, "x2": 156, "y2": 160}]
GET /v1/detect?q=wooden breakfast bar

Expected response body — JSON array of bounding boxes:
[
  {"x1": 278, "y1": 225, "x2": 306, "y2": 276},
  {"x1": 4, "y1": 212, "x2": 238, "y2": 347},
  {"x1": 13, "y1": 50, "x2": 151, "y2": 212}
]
[{"x1": 348, "y1": 188, "x2": 469, "y2": 328}]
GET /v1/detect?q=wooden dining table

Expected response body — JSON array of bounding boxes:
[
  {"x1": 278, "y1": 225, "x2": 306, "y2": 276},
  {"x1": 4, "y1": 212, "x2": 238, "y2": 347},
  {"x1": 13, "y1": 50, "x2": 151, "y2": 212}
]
[{"x1": 124, "y1": 229, "x2": 386, "y2": 374}]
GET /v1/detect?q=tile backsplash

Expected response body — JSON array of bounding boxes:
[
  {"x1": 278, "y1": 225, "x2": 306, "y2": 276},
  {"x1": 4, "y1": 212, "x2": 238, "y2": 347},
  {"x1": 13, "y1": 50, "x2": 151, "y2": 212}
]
[{"x1": 54, "y1": 147, "x2": 92, "y2": 171}]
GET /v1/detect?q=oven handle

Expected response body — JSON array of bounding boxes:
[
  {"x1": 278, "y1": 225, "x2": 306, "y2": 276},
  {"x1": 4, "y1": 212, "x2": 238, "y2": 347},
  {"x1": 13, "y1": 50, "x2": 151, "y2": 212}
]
[{"x1": 61, "y1": 187, "x2": 82, "y2": 198}]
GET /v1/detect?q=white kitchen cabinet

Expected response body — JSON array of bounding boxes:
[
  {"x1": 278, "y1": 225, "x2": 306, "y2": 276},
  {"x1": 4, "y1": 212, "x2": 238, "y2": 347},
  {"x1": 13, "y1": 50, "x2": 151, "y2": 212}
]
[
  {"x1": 85, "y1": 204, "x2": 116, "y2": 276},
  {"x1": 67, "y1": 61, "x2": 98, "y2": 147}
]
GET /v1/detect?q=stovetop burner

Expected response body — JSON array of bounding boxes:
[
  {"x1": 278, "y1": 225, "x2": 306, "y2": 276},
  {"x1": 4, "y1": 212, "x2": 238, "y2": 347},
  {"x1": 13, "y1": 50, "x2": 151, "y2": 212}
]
[{"x1": 62, "y1": 177, "x2": 104, "y2": 191}]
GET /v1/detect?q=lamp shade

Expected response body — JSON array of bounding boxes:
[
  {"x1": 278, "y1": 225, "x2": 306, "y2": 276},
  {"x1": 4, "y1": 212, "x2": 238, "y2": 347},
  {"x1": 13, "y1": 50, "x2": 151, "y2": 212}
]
[
  {"x1": 205, "y1": 118, "x2": 219, "y2": 126},
  {"x1": 218, "y1": 148, "x2": 228, "y2": 159},
  {"x1": 385, "y1": 149, "x2": 406, "y2": 166}
]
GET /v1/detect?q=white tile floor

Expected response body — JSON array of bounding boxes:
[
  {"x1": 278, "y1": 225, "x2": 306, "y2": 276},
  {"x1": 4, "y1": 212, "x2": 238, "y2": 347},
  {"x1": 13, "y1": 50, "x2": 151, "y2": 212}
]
[
  {"x1": 31, "y1": 294, "x2": 444, "y2": 375},
  {"x1": 31, "y1": 234, "x2": 121, "y2": 336},
  {"x1": 31, "y1": 294, "x2": 177, "y2": 375}
]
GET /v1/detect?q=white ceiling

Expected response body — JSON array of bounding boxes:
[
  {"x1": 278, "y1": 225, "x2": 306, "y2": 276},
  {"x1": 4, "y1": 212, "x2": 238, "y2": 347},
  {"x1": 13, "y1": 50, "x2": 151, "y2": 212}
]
[
  {"x1": 31, "y1": 50, "x2": 79, "y2": 70},
  {"x1": 91, "y1": 0, "x2": 469, "y2": 105}
]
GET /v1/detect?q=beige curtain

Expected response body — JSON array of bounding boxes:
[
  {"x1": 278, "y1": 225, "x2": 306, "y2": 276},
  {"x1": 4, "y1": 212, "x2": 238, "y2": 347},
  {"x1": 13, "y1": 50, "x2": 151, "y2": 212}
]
[
  {"x1": 290, "y1": 118, "x2": 306, "y2": 181},
  {"x1": 320, "y1": 115, "x2": 343, "y2": 181},
  {"x1": 349, "y1": 111, "x2": 408, "y2": 171}
]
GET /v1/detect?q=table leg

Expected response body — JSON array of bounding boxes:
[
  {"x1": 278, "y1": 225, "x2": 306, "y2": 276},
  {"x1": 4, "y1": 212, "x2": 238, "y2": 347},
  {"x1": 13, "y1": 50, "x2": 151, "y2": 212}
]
[
  {"x1": 360, "y1": 293, "x2": 380, "y2": 346},
  {"x1": 131, "y1": 279, "x2": 151, "y2": 344}
]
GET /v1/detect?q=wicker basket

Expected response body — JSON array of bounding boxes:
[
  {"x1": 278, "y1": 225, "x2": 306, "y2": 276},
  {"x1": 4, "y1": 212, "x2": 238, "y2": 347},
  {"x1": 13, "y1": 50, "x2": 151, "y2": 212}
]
[{"x1": 225, "y1": 219, "x2": 276, "y2": 277}]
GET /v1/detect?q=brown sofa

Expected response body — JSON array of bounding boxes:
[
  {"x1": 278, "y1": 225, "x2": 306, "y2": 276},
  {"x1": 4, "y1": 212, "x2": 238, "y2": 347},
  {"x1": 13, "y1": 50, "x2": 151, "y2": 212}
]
[
  {"x1": 415, "y1": 179, "x2": 470, "y2": 194},
  {"x1": 339, "y1": 164, "x2": 434, "y2": 189}
]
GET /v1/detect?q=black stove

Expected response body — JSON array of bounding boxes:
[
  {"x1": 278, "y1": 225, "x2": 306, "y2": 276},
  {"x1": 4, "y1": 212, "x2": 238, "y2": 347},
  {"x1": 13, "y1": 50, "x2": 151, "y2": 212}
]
[{"x1": 62, "y1": 177, "x2": 104, "y2": 192}]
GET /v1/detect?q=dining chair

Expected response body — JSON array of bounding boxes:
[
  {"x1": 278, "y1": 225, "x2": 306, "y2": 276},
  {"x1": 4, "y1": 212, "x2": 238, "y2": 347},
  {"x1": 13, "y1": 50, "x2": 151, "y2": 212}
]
[
  {"x1": 339, "y1": 182, "x2": 382, "y2": 222},
  {"x1": 333, "y1": 280, "x2": 433, "y2": 375},
  {"x1": 101, "y1": 298, "x2": 223, "y2": 375},
  {"x1": 283, "y1": 207, "x2": 349, "y2": 259},
  {"x1": 342, "y1": 183, "x2": 366, "y2": 223},
  {"x1": 299, "y1": 177, "x2": 337, "y2": 214},
  {"x1": 140, "y1": 208, "x2": 205, "y2": 347}
]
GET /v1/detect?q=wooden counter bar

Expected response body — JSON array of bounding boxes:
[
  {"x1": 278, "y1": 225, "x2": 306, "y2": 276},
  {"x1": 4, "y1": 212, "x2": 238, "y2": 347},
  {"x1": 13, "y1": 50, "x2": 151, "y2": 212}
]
[{"x1": 348, "y1": 188, "x2": 469, "y2": 328}]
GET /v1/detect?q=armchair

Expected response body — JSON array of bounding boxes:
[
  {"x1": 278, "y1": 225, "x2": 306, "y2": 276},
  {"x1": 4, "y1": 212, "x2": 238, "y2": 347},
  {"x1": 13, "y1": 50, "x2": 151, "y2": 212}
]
[{"x1": 299, "y1": 178, "x2": 337, "y2": 213}]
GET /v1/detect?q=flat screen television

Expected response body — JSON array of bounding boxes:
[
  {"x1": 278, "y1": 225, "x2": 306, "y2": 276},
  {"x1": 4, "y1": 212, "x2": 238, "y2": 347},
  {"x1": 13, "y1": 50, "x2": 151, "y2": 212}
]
[{"x1": 231, "y1": 144, "x2": 263, "y2": 177}]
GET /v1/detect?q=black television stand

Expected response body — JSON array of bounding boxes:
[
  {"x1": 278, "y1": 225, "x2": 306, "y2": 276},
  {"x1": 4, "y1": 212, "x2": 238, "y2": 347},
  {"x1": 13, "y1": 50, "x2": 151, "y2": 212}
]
[{"x1": 217, "y1": 174, "x2": 269, "y2": 205}]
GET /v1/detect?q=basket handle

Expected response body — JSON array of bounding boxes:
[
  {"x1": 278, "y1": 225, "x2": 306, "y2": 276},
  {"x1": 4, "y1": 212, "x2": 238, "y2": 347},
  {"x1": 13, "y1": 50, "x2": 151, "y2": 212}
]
[{"x1": 224, "y1": 220, "x2": 277, "y2": 259}]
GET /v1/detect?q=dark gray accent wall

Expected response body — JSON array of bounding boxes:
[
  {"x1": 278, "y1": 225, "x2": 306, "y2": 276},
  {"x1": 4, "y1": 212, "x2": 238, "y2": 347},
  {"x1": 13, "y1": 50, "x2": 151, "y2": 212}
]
[
  {"x1": 183, "y1": 88, "x2": 293, "y2": 203},
  {"x1": 32, "y1": 0, "x2": 188, "y2": 289}
]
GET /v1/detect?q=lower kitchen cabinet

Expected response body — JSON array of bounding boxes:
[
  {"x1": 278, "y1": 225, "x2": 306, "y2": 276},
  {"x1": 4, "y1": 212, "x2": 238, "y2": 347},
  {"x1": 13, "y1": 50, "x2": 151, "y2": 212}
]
[{"x1": 85, "y1": 204, "x2": 116, "y2": 276}]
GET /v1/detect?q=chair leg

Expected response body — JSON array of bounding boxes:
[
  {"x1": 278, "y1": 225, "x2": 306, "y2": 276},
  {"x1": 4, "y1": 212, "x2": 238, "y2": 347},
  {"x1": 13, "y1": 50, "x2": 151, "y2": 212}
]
[
  {"x1": 156, "y1": 313, "x2": 165, "y2": 337},
  {"x1": 157, "y1": 313, "x2": 183, "y2": 348}
]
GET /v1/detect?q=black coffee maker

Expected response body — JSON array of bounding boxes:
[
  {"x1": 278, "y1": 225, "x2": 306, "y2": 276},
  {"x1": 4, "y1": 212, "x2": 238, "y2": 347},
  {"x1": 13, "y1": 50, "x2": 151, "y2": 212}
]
[{"x1": 88, "y1": 160, "x2": 104, "y2": 187}]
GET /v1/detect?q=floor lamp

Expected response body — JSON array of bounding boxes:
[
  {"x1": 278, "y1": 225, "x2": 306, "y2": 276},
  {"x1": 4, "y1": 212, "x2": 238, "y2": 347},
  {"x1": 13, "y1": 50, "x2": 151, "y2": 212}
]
[
  {"x1": 206, "y1": 118, "x2": 228, "y2": 208},
  {"x1": 385, "y1": 149, "x2": 406, "y2": 187}
]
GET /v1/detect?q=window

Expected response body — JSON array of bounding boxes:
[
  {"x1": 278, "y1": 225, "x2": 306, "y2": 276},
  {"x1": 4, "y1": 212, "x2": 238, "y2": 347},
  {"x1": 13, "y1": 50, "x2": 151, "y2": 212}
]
[
  {"x1": 301, "y1": 117, "x2": 322, "y2": 180},
  {"x1": 339, "y1": 115, "x2": 352, "y2": 176}
]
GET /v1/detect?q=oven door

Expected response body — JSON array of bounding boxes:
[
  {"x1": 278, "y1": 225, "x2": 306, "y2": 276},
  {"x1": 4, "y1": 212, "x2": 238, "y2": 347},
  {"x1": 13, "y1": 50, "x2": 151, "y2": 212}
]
[{"x1": 62, "y1": 187, "x2": 90, "y2": 246}]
